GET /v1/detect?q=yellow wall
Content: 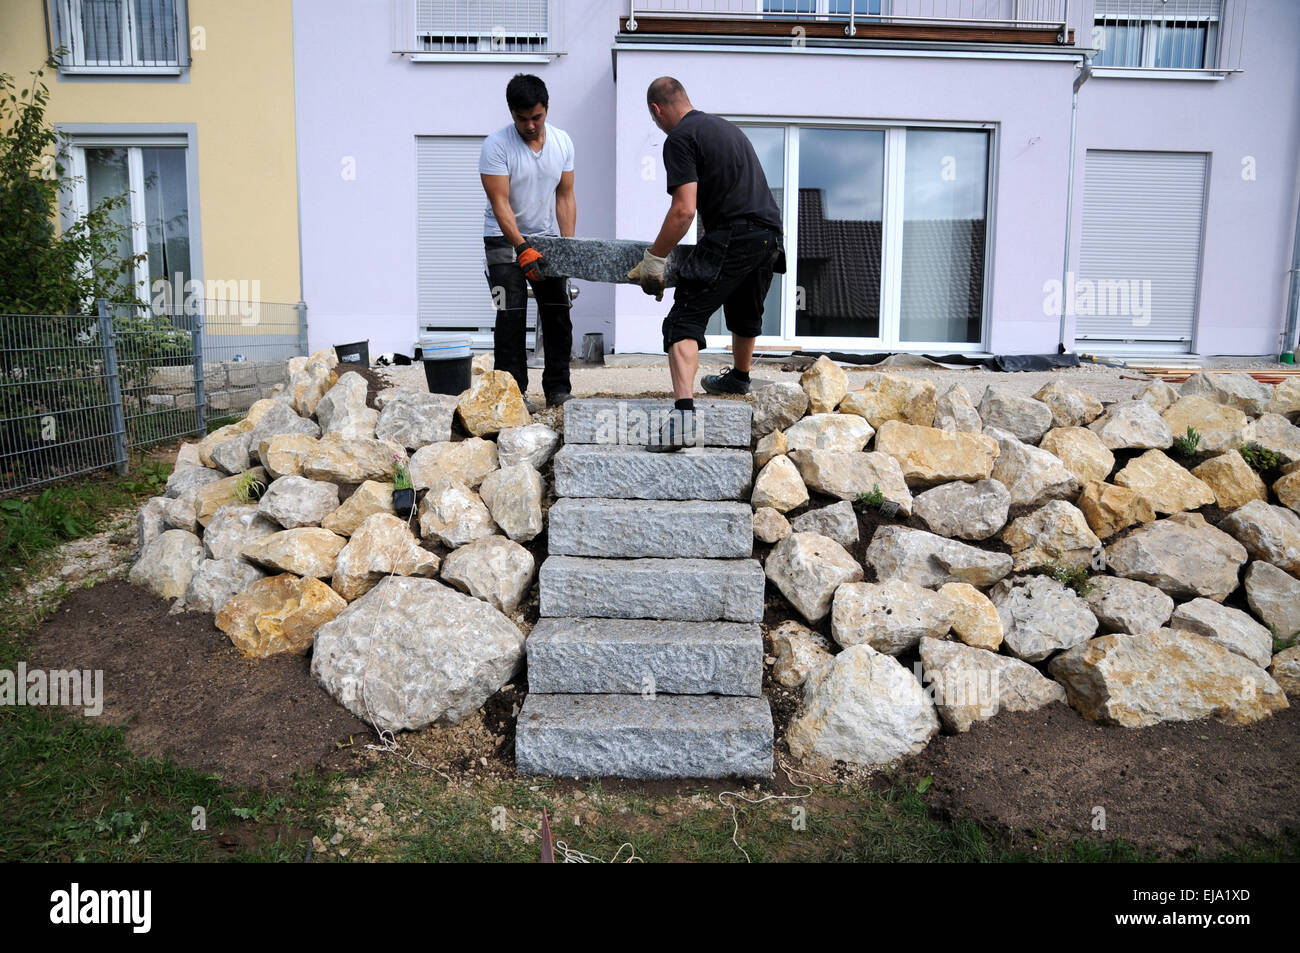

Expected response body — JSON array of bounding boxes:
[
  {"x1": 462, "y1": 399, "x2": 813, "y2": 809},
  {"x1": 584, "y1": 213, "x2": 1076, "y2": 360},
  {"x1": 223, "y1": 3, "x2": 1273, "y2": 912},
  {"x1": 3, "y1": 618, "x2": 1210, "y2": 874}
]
[{"x1": 0, "y1": 0, "x2": 301, "y2": 304}]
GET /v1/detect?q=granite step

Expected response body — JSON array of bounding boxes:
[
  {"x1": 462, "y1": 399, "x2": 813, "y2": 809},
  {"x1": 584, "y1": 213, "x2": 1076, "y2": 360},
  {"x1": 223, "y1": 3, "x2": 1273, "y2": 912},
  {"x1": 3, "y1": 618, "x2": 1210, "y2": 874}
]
[
  {"x1": 552, "y1": 444, "x2": 753, "y2": 501},
  {"x1": 538, "y1": 555, "x2": 766, "y2": 622},
  {"x1": 527, "y1": 617, "x2": 763, "y2": 696},
  {"x1": 563, "y1": 397, "x2": 752, "y2": 449},
  {"x1": 547, "y1": 498, "x2": 753, "y2": 559},
  {"x1": 515, "y1": 693, "x2": 774, "y2": 779}
]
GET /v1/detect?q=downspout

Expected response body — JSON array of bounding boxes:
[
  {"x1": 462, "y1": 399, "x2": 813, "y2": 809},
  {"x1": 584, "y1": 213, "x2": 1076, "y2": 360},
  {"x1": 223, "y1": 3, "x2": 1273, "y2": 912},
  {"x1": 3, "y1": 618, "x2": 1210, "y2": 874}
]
[
  {"x1": 1283, "y1": 186, "x2": 1300, "y2": 359},
  {"x1": 1058, "y1": 52, "x2": 1093, "y2": 353}
]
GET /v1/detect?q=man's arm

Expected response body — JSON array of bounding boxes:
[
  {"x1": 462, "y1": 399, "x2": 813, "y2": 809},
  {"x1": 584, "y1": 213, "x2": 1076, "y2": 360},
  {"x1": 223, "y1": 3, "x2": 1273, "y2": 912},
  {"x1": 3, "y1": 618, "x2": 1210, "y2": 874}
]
[
  {"x1": 555, "y1": 170, "x2": 576, "y2": 238},
  {"x1": 650, "y1": 182, "x2": 697, "y2": 258},
  {"x1": 480, "y1": 173, "x2": 525, "y2": 247}
]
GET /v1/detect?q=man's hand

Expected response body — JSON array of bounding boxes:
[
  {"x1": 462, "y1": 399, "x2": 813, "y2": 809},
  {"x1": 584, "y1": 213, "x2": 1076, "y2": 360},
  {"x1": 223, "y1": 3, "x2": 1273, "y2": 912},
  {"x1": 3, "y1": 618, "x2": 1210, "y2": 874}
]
[
  {"x1": 515, "y1": 241, "x2": 544, "y2": 281},
  {"x1": 627, "y1": 248, "x2": 667, "y2": 301}
]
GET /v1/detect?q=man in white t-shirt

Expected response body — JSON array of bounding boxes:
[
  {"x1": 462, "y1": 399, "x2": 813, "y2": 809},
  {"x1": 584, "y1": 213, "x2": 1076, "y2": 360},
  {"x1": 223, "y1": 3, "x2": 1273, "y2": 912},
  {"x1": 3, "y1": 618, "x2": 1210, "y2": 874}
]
[{"x1": 479, "y1": 73, "x2": 576, "y2": 407}]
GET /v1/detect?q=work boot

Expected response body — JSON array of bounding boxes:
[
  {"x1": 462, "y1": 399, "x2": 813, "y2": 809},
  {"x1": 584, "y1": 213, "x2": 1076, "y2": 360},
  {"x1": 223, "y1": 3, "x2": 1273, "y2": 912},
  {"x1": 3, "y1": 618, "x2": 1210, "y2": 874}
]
[
  {"x1": 646, "y1": 408, "x2": 697, "y2": 453},
  {"x1": 701, "y1": 366, "x2": 751, "y2": 396},
  {"x1": 546, "y1": 391, "x2": 573, "y2": 408}
]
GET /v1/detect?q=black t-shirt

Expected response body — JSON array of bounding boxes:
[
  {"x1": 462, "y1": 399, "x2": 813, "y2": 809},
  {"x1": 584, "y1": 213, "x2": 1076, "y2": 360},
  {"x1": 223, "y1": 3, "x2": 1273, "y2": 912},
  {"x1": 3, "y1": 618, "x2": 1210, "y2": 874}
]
[{"x1": 663, "y1": 110, "x2": 782, "y2": 234}]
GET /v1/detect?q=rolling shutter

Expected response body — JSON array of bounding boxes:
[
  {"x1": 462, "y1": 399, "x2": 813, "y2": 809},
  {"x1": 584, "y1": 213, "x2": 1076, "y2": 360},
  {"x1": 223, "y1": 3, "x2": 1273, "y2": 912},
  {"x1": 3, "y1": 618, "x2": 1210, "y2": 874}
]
[{"x1": 1076, "y1": 150, "x2": 1208, "y2": 353}]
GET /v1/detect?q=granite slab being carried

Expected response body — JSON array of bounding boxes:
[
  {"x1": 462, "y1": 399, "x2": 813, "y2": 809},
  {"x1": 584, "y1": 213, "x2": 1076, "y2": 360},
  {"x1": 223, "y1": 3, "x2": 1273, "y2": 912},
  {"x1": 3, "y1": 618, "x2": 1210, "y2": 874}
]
[{"x1": 525, "y1": 236, "x2": 694, "y2": 285}]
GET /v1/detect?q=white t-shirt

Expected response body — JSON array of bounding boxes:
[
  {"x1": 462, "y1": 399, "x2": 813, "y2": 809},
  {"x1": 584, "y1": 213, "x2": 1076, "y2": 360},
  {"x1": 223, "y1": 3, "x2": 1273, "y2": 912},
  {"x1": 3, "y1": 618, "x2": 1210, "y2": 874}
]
[{"x1": 479, "y1": 122, "x2": 575, "y2": 238}]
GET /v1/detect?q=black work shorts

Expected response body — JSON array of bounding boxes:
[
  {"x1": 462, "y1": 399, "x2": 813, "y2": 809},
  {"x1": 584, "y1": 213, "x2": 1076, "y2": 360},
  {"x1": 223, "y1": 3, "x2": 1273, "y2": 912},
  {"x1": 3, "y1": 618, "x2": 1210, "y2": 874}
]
[{"x1": 662, "y1": 223, "x2": 783, "y2": 353}]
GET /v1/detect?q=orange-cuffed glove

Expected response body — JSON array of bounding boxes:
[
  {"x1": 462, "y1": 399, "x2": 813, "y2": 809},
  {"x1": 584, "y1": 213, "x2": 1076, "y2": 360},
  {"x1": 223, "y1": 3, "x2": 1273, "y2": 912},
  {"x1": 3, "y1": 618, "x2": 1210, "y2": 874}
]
[{"x1": 515, "y1": 242, "x2": 544, "y2": 281}]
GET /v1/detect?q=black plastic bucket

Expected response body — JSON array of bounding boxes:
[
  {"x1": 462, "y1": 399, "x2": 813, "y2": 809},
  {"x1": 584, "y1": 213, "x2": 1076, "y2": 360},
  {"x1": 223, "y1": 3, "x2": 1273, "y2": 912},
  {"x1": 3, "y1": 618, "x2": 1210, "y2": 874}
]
[
  {"x1": 420, "y1": 334, "x2": 473, "y2": 395},
  {"x1": 335, "y1": 340, "x2": 370, "y2": 367}
]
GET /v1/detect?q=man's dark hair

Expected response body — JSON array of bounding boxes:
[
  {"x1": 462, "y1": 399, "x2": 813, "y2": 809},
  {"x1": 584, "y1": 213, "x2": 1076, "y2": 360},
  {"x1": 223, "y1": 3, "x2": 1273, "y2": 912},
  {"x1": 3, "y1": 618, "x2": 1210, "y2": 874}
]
[
  {"x1": 647, "y1": 76, "x2": 687, "y2": 107},
  {"x1": 506, "y1": 74, "x2": 549, "y2": 112}
]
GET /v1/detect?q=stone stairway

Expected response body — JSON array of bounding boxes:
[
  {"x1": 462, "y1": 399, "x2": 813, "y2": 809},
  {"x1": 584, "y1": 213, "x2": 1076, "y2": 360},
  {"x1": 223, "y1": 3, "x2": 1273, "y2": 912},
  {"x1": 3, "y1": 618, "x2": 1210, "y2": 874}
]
[{"x1": 515, "y1": 398, "x2": 774, "y2": 779}]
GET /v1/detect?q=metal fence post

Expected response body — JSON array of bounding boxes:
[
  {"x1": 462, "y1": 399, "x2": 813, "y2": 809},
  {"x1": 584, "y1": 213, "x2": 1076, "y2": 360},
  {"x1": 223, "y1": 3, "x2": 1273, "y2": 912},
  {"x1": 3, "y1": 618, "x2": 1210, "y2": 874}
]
[
  {"x1": 97, "y1": 300, "x2": 129, "y2": 475},
  {"x1": 296, "y1": 300, "x2": 309, "y2": 357},
  {"x1": 190, "y1": 303, "x2": 207, "y2": 435}
]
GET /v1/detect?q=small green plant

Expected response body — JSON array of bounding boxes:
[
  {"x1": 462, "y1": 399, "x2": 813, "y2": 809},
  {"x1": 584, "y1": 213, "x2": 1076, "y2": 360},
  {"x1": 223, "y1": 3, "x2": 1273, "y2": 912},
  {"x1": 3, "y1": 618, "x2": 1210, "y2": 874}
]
[
  {"x1": 1238, "y1": 441, "x2": 1282, "y2": 475},
  {"x1": 392, "y1": 453, "x2": 412, "y2": 491},
  {"x1": 1049, "y1": 564, "x2": 1093, "y2": 597},
  {"x1": 232, "y1": 470, "x2": 265, "y2": 504},
  {"x1": 854, "y1": 483, "x2": 885, "y2": 510},
  {"x1": 1172, "y1": 425, "x2": 1201, "y2": 459}
]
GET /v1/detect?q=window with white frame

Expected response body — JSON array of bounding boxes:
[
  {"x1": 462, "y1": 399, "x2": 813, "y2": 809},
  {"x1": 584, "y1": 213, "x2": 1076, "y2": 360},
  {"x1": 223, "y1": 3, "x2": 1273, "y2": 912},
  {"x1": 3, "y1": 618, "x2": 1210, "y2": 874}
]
[
  {"x1": 1093, "y1": 0, "x2": 1221, "y2": 69},
  {"x1": 414, "y1": 0, "x2": 550, "y2": 53},
  {"x1": 761, "y1": 0, "x2": 882, "y2": 17},
  {"x1": 50, "y1": 0, "x2": 189, "y2": 71}
]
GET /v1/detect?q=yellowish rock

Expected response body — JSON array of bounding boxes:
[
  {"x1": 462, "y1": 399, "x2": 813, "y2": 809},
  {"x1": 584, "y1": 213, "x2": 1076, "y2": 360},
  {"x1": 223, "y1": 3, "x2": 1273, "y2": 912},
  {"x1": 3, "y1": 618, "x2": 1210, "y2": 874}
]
[
  {"x1": 1275, "y1": 469, "x2": 1300, "y2": 515},
  {"x1": 1161, "y1": 395, "x2": 1251, "y2": 454},
  {"x1": 409, "y1": 437, "x2": 499, "y2": 490},
  {"x1": 1039, "y1": 427, "x2": 1115, "y2": 486},
  {"x1": 838, "y1": 373, "x2": 936, "y2": 428},
  {"x1": 195, "y1": 468, "x2": 269, "y2": 526},
  {"x1": 300, "y1": 435, "x2": 407, "y2": 484},
  {"x1": 754, "y1": 429, "x2": 787, "y2": 470},
  {"x1": 241, "y1": 527, "x2": 347, "y2": 578},
  {"x1": 1267, "y1": 377, "x2": 1300, "y2": 417},
  {"x1": 1077, "y1": 481, "x2": 1157, "y2": 539},
  {"x1": 800, "y1": 355, "x2": 847, "y2": 415},
  {"x1": 260, "y1": 434, "x2": 320, "y2": 479},
  {"x1": 1114, "y1": 449, "x2": 1215, "y2": 515},
  {"x1": 938, "y1": 582, "x2": 1003, "y2": 651},
  {"x1": 1032, "y1": 381, "x2": 1104, "y2": 429},
  {"x1": 873, "y1": 421, "x2": 999, "y2": 487},
  {"x1": 457, "y1": 370, "x2": 532, "y2": 437},
  {"x1": 1192, "y1": 450, "x2": 1269, "y2": 510},
  {"x1": 751, "y1": 455, "x2": 809, "y2": 513},
  {"x1": 331, "y1": 513, "x2": 440, "y2": 601},
  {"x1": 216, "y1": 573, "x2": 347, "y2": 658},
  {"x1": 322, "y1": 480, "x2": 397, "y2": 536},
  {"x1": 788, "y1": 449, "x2": 912, "y2": 515},
  {"x1": 198, "y1": 417, "x2": 254, "y2": 467},
  {"x1": 1001, "y1": 500, "x2": 1101, "y2": 571}
]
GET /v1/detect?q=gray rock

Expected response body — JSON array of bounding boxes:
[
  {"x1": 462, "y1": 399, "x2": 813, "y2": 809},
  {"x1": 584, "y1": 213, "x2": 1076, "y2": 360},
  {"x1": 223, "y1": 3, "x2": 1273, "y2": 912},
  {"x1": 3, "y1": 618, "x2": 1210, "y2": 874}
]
[
  {"x1": 438, "y1": 535, "x2": 535, "y2": 615},
  {"x1": 138, "y1": 496, "x2": 167, "y2": 550},
  {"x1": 129, "y1": 529, "x2": 205, "y2": 601},
  {"x1": 165, "y1": 465, "x2": 225, "y2": 498},
  {"x1": 788, "y1": 450, "x2": 913, "y2": 514},
  {"x1": 539, "y1": 556, "x2": 765, "y2": 622},
  {"x1": 1085, "y1": 576, "x2": 1173, "y2": 635},
  {"x1": 770, "y1": 620, "x2": 834, "y2": 689},
  {"x1": 417, "y1": 477, "x2": 498, "y2": 549},
  {"x1": 496, "y1": 423, "x2": 561, "y2": 469},
  {"x1": 751, "y1": 382, "x2": 810, "y2": 439},
  {"x1": 311, "y1": 576, "x2": 525, "y2": 731},
  {"x1": 1001, "y1": 499, "x2": 1101, "y2": 572},
  {"x1": 183, "y1": 558, "x2": 266, "y2": 614},
  {"x1": 1181, "y1": 371, "x2": 1275, "y2": 416},
  {"x1": 1244, "y1": 561, "x2": 1300, "y2": 640},
  {"x1": 479, "y1": 463, "x2": 544, "y2": 542},
  {"x1": 986, "y1": 426, "x2": 1080, "y2": 506},
  {"x1": 934, "y1": 383, "x2": 983, "y2": 433},
  {"x1": 783, "y1": 413, "x2": 874, "y2": 452},
  {"x1": 1106, "y1": 513, "x2": 1248, "y2": 601},
  {"x1": 246, "y1": 402, "x2": 320, "y2": 462},
  {"x1": 865, "y1": 525, "x2": 1012, "y2": 589},
  {"x1": 764, "y1": 532, "x2": 863, "y2": 624},
  {"x1": 374, "y1": 391, "x2": 459, "y2": 449},
  {"x1": 1218, "y1": 501, "x2": 1300, "y2": 577},
  {"x1": 1033, "y1": 381, "x2": 1104, "y2": 429},
  {"x1": 257, "y1": 475, "x2": 341, "y2": 529},
  {"x1": 208, "y1": 432, "x2": 253, "y2": 475},
  {"x1": 753, "y1": 506, "x2": 792, "y2": 544},
  {"x1": 1252, "y1": 413, "x2": 1300, "y2": 465},
  {"x1": 526, "y1": 618, "x2": 763, "y2": 696},
  {"x1": 919, "y1": 637, "x2": 1067, "y2": 733},
  {"x1": 515, "y1": 694, "x2": 773, "y2": 779},
  {"x1": 1138, "y1": 381, "x2": 1180, "y2": 412},
  {"x1": 552, "y1": 445, "x2": 753, "y2": 501},
  {"x1": 563, "y1": 398, "x2": 752, "y2": 448},
  {"x1": 316, "y1": 372, "x2": 378, "y2": 439},
  {"x1": 1170, "y1": 598, "x2": 1274, "y2": 668},
  {"x1": 831, "y1": 579, "x2": 955, "y2": 655},
  {"x1": 990, "y1": 575, "x2": 1098, "y2": 662},
  {"x1": 978, "y1": 384, "x2": 1053, "y2": 443},
  {"x1": 1087, "y1": 401, "x2": 1174, "y2": 450},
  {"x1": 203, "y1": 503, "x2": 280, "y2": 560},
  {"x1": 790, "y1": 500, "x2": 859, "y2": 548},
  {"x1": 912, "y1": 479, "x2": 1010, "y2": 540},
  {"x1": 159, "y1": 486, "x2": 201, "y2": 533},
  {"x1": 548, "y1": 498, "x2": 752, "y2": 558}
]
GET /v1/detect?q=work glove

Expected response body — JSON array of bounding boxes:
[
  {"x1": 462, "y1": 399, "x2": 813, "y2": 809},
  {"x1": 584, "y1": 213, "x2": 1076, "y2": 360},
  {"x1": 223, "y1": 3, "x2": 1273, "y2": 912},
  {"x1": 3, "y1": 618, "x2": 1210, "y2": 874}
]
[
  {"x1": 515, "y1": 241, "x2": 544, "y2": 281},
  {"x1": 627, "y1": 248, "x2": 667, "y2": 301}
]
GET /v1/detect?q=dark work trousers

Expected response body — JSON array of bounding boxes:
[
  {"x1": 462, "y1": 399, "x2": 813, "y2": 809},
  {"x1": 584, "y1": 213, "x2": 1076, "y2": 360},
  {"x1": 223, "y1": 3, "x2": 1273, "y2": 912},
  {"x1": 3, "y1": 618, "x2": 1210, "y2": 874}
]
[{"x1": 484, "y1": 236, "x2": 573, "y2": 400}]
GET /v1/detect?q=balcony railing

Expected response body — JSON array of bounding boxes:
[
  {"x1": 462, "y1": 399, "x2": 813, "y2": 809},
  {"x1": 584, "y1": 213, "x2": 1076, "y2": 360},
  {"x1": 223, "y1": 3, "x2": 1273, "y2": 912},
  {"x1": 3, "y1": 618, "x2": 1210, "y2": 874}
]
[
  {"x1": 623, "y1": 1, "x2": 1074, "y2": 45},
  {"x1": 1091, "y1": 0, "x2": 1247, "y2": 73},
  {"x1": 392, "y1": 0, "x2": 565, "y2": 59}
]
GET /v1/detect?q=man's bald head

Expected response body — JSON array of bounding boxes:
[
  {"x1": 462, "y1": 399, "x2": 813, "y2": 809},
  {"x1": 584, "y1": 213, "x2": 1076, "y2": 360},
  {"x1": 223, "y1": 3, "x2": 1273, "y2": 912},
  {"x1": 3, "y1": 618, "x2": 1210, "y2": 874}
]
[{"x1": 647, "y1": 76, "x2": 689, "y2": 108}]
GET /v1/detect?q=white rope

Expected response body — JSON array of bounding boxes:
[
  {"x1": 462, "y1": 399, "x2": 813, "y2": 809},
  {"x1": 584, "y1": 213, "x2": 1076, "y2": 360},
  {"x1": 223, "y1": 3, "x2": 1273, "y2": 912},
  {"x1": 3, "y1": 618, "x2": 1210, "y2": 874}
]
[{"x1": 718, "y1": 760, "x2": 816, "y2": 863}]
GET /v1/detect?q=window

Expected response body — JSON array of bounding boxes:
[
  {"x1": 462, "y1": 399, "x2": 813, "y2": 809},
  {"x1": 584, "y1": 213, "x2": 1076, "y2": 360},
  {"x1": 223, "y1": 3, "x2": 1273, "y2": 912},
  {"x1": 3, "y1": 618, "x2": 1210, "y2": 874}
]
[
  {"x1": 1093, "y1": 0, "x2": 1221, "y2": 69},
  {"x1": 50, "y1": 0, "x2": 189, "y2": 71},
  {"x1": 761, "y1": 0, "x2": 882, "y2": 17},
  {"x1": 706, "y1": 124, "x2": 991, "y2": 349},
  {"x1": 414, "y1": 0, "x2": 550, "y2": 54}
]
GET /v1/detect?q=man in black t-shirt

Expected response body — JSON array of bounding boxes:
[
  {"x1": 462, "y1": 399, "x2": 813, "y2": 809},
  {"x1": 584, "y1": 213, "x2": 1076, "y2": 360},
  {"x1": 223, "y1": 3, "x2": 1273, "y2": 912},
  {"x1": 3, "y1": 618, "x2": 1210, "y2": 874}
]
[{"x1": 628, "y1": 76, "x2": 785, "y2": 452}]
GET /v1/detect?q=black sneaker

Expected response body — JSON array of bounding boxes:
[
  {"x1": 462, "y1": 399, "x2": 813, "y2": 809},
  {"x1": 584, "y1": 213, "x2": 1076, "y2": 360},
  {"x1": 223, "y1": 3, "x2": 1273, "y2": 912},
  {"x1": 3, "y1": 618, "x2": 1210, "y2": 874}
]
[
  {"x1": 701, "y1": 366, "x2": 751, "y2": 395},
  {"x1": 646, "y1": 408, "x2": 698, "y2": 453},
  {"x1": 546, "y1": 391, "x2": 573, "y2": 408}
]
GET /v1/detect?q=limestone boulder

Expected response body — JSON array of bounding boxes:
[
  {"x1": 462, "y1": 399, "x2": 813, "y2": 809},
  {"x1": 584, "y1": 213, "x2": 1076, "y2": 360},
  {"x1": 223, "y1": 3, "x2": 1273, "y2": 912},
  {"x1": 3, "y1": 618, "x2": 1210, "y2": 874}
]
[
  {"x1": 786, "y1": 644, "x2": 939, "y2": 767},
  {"x1": 1243, "y1": 561, "x2": 1300, "y2": 639},
  {"x1": 1274, "y1": 469, "x2": 1300, "y2": 515},
  {"x1": 788, "y1": 449, "x2": 911, "y2": 515},
  {"x1": 873, "y1": 421, "x2": 999, "y2": 487},
  {"x1": 246, "y1": 402, "x2": 320, "y2": 462},
  {"x1": 1038, "y1": 427, "x2": 1115, "y2": 486},
  {"x1": 496, "y1": 423, "x2": 561, "y2": 470},
  {"x1": 322, "y1": 481, "x2": 396, "y2": 537},
  {"x1": 198, "y1": 418, "x2": 254, "y2": 468},
  {"x1": 790, "y1": 500, "x2": 859, "y2": 549},
  {"x1": 1252, "y1": 413, "x2": 1300, "y2": 465},
  {"x1": 137, "y1": 496, "x2": 166, "y2": 550},
  {"x1": 479, "y1": 464, "x2": 544, "y2": 542},
  {"x1": 866, "y1": 525, "x2": 1012, "y2": 589},
  {"x1": 439, "y1": 535, "x2": 536, "y2": 615},
  {"x1": 457, "y1": 370, "x2": 531, "y2": 437},
  {"x1": 260, "y1": 434, "x2": 319, "y2": 480},
  {"x1": 1033, "y1": 381, "x2": 1104, "y2": 429},
  {"x1": 912, "y1": 479, "x2": 1010, "y2": 541},
  {"x1": 208, "y1": 431, "x2": 254, "y2": 475},
  {"x1": 1114, "y1": 449, "x2": 1215, "y2": 515},
  {"x1": 919, "y1": 637, "x2": 1067, "y2": 733},
  {"x1": 1268, "y1": 377, "x2": 1300, "y2": 417},
  {"x1": 300, "y1": 435, "x2": 407, "y2": 484},
  {"x1": 409, "y1": 438, "x2": 499, "y2": 491},
  {"x1": 1169, "y1": 598, "x2": 1274, "y2": 669},
  {"x1": 195, "y1": 468, "x2": 268, "y2": 526},
  {"x1": 933, "y1": 383, "x2": 982, "y2": 434},
  {"x1": 989, "y1": 575, "x2": 1098, "y2": 663},
  {"x1": 754, "y1": 429, "x2": 787, "y2": 470},
  {"x1": 331, "y1": 513, "x2": 440, "y2": 601},
  {"x1": 129, "y1": 529, "x2": 205, "y2": 601},
  {"x1": 159, "y1": 487, "x2": 200, "y2": 534},
  {"x1": 1270, "y1": 647, "x2": 1300, "y2": 696},
  {"x1": 164, "y1": 464, "x2": 225, "y2": 499},
  {"x1": 182, "y1": 558, "x2": 266, "y2": 615},
  {"x1": 1218, "y1": 501, "x2": 1300, "y2": 577},
  {"x1": 1001, "y1": 500, "x2": 1101, "y2": 572},
  {"x1": 217, "y1": 573, "x2": 348, "y2": 658},
  {"x1": 1181, "y1": 371, "x2": 1274, "y2": 416},
  {"x1": 1161, "y1": 396, "x2": 1252, "y2": 455},
  {"x1": 1084, "y1": 576, "x2": 1173, "y2": 635},
  {"x1": 751, "y1": 455, "x2": 809, "y2": 514},
  {"x1": 418, "y1": 477, "x2": 499, "y2": 548},
  {"x1": 831, "y1": 579, "x2": 955, "y2": 655},
  {"x1": 764, "y1": 532, "x2": 863, "y2": 624},
  {"x1": 839, "y1": 373, "x2": 936, "y2": 428},
  {"x1": 472, "y1": 352, "x2": 494, "y2": 377},
  {"x1": 783, "y1": 413, "x2": 874, "y2": 453},
  {"x1": 174, "y1": 442, "x2": 201, "y2": 469},
  {"x1": 1088, "y1": 401, "x2": 1173, "y2": 450},
  {"x1": 311, "y1": 576, "x2": 525, "y2": 731},
  {"x1": 289, "y1": 352, "x2": 338, "y2": 417},
  {"x1": 257, "y1": 475, "x2": 341, "y2": 529},
  {"x1": 978, "y1": 384, "x2": 1053, "y2": 443},
  {"x1": 1137, "y1": 380, "x2": 1180, "y2": 413},
  {"x1": 938, "y1": 582, "x2": 1003, "y2": 650},
  {"x1": 753, "y1": 506, "x2": 791, "y2": 544},
  {"x1": 769, "y1": 620, "x2": 834, "y2": 689},
  {"x1": 203, "y1": 503, "x2": 279, "y2": 560},
  {"x1": 1077, "y1": 481, "x2": 1156, "y2": 539},
  {"x1": 751, "y1": 382, "x2": 808, "y2": 439},
  {"x1": 1193, "y1": 451, "x2": 1269, "y2": 510},
  {"x1": 799, "y1": 355, "x2": 847, "y2": 415},
  {"x1": 241, "y1": 528, "x2": 347, "y2": 578},
  {"x1": 1105, "y1": 513, "x2": 1248, "y2": 601},
  {"x1": 375, "y1": 391, "x2": 460, "y2": 449},
  {"x1": 1048, "y1": 629, "x2": 1287, "y2": 727},
  {"x1": 986, "y1": 427, "x2": 1079, "y2": 507}
]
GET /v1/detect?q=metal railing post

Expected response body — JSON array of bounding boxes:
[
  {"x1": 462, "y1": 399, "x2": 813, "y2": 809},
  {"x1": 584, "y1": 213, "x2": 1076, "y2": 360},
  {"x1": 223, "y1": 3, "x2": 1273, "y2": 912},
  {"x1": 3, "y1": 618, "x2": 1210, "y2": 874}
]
[
  {"x1": 627, "y1": 0, "x2": 637, "y2": 31},
  {"x1": 847, "y1": 3, "x2": 856, "y2": 36},
  {"x1": 191, "y1": 303, "x2": 207, "y2": 435},
  {"x1": 296, "y1": 299, "x2": 309, "y2": 357},
  {"x1": 97, "y1": 300, "x2": 129, "y2": 475}
]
